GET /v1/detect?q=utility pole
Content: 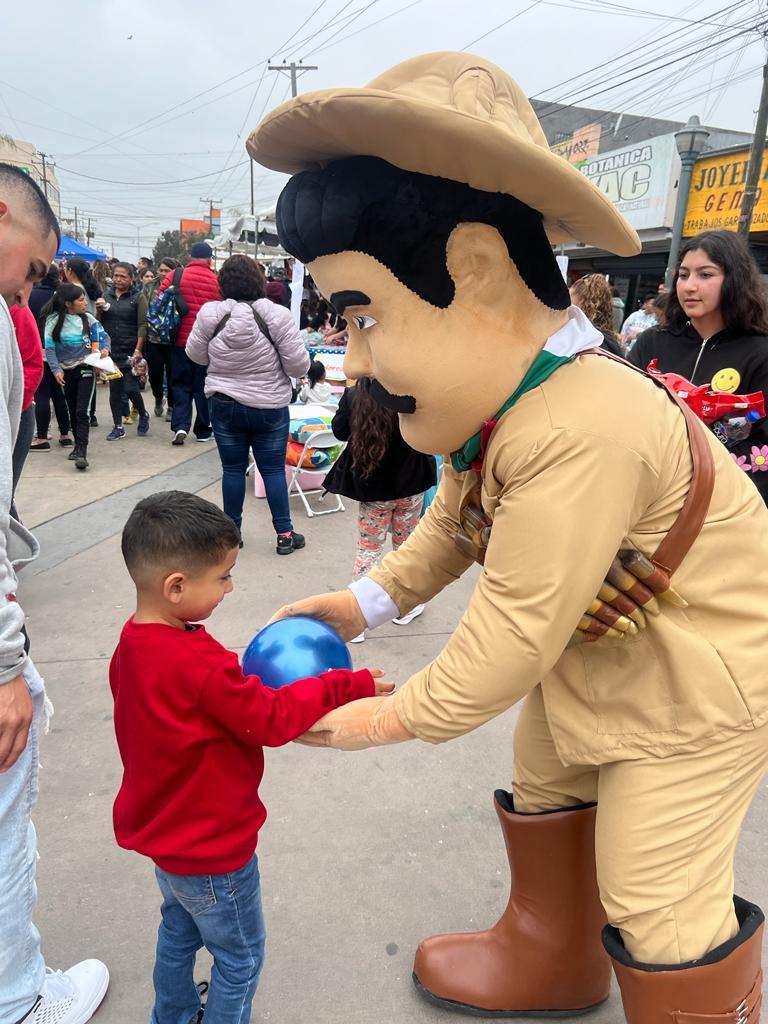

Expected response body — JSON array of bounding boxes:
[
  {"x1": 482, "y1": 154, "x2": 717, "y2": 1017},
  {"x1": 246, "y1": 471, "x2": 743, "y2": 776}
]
[
  {"x1": 199, "y1": 198, "x2": 221, "y2": 236},
  {"x1": 39, "y1": 152, "x2": 50, "y2": 198},
  {"x1": 73, "y1": 207, "x2": 79, "y2": 242},
  {"x1": 737, "y1": 48, "x2": 768, "y2": 238},
  {"x1": 86, "y1": 217, "x2": 94, "y2": 247},
  {"x1": 268, "y1": 60, "x2": 318, "y2": 99}
]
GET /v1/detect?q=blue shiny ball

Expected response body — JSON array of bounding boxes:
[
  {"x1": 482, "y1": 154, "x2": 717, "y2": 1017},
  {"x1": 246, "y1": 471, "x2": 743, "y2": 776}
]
[{"x1": 242, "y1": 616, "x2": 352, "y2": 689}]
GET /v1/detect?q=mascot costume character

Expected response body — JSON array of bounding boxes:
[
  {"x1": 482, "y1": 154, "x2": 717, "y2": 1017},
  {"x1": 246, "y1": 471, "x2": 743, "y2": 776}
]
[{"x1": 249, "y1": 53, "x2": 768, "y2": 1023}]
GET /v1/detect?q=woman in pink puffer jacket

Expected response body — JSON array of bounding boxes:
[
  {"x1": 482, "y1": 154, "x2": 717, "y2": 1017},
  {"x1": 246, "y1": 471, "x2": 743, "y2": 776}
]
[{"x1": 186, "y1": 256, "x2": 310, "y2": 555}]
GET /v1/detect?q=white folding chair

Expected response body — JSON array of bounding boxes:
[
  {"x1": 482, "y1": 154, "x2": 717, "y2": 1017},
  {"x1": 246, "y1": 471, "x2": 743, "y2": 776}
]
[{"x1": 287, "y1": 428, "x2": 346, "y2": 517}]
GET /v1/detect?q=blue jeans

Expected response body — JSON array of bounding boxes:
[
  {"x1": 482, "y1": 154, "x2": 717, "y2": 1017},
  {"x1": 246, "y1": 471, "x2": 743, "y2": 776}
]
[
  {"x1": 152, "y1": 856, "x2": 265, "y2": 1024},
  {"x1": 170, "y1": 348, "x2": 211, "y2": 438},
  {"x1": 209, "y1": 397, "x2": 292, "y2": 534},
  {"x1": 0, "y1": 662, "x2": 48, "y2": 1024}
]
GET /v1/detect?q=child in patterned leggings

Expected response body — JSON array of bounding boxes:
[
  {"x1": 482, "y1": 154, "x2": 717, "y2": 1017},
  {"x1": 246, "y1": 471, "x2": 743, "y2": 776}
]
[{"x1": 323, "y1": 377, "x2": 437, "y2": 642}]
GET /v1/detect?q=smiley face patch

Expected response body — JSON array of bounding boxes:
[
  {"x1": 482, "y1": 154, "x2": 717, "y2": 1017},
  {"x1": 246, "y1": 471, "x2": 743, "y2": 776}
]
[{"x1": 711, "y1": 368, "x2": 741, "y2": 394}]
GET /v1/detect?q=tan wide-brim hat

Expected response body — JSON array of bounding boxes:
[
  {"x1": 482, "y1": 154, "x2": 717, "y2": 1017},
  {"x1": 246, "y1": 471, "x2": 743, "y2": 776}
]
[{"x1": 247, "y1": 51, "x2": 640, "y2": 256}]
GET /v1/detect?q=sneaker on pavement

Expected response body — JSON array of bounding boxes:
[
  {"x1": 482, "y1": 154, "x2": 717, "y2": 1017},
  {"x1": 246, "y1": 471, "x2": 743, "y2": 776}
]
[
  {"x1": 74, "y1": 449, "x2": 89, "y2": 471},
  {"x1": 137, "y1": 412, "x2": 150, "y2": 436},
  {"x1": 67, "y1": 450, "x2": 77, "y2": 461},
  {"x1": 392, "y1": 603, "x2": 425, "y2": 626},
  {"x1": 26, "y1": 960, "x2": 109, "y2": 1024},
  {"x1": 165, "y1": 408, "x2": 172, "y2": 422},
  {"x1": 172, "y1": 430, "x2": 187, "y2": 446},
  {"x1": 349, "y1": 632, "x2": 365, "y2": 644},
  {"x1": 195, "y1": 433, "x2": 214, "y2": 443},
  {"x1": 123, "y1": 409, "x2": 138, "y2": 425},
  {"x1": 276, "y1": 531, "x2": 306, "y2": 555},
  {"x1": 154, "y1": 401, "x2": 164, "y2": 417},
  {"x1": 89, "y1": 415, "x2": 98, "y2": 428},
  {"x1": 106, "y1": 426, "x2": 125, "y2": 441}
]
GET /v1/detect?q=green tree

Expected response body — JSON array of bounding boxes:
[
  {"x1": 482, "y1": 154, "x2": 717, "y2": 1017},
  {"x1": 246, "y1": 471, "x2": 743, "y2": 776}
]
[{"x1": 152, "y1": 229, "x2": 209, "y2": 266}]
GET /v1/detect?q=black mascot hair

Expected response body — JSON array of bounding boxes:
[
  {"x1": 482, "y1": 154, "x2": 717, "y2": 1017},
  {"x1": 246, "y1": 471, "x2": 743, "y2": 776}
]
[{"x1": 276, "y1": 156, "x2": 570, "y2": 311}]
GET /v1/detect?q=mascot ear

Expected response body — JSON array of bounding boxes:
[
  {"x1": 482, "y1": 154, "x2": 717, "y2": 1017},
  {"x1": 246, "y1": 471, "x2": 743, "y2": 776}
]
[{"x1": 445, "y1": 223, "x2": 514, "y2": 314}]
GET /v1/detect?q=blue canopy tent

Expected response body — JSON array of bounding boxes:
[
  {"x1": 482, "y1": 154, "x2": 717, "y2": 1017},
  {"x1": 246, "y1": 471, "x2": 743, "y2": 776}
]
[{"x1": 56, "y1": 236, "x2": 108, "y2": 261}]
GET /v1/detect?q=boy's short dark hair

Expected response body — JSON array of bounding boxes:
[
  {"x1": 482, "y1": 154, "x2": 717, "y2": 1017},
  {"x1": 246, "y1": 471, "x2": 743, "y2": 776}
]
[
  {"x1": 122, "y1": 491, "x2": 241, "y2": 580},
  {"x1": 0, "y1": 162, "x2": 61, "y2": 243}
]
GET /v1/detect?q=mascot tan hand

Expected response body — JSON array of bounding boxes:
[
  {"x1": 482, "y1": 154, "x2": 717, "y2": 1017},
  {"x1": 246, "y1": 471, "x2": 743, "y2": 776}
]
[{"x1": 251, "y1": 52, "x2": 768, "y2": 1024}]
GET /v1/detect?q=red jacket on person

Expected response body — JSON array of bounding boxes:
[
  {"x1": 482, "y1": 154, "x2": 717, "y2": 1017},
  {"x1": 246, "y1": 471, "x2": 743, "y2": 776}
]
[
  {"x1": 156, "y1": 258, "x2": 222, "y2": 347},
  {"x1": 109, "y1": 618, "x2": 376, "y2": 874},
  {"x1": 9, "y1": 305, "x2": 44, "y2": 411}
]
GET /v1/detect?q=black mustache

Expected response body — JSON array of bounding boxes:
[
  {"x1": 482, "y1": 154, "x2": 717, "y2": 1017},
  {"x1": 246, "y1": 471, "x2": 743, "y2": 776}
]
[{"x1": 368, "y1": 378, "x2": 416, "y2": 414}]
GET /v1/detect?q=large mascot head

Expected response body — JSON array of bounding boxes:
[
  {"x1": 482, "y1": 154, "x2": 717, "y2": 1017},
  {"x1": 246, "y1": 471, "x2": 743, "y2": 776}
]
[{"x1": 248, "y1": 52, "x2": 639, "y2": 454}]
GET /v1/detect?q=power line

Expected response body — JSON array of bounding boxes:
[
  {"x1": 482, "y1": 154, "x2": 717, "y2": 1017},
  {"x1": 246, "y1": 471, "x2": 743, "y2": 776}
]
[
  {"x1": 54, "y1": 161, "x2": 249, "y2": 187},
  {"x1": 530, "y1": 0, "x2": 747, "y2": 103},
  {"x1": 461, "y1": 1, "x2": 544, "y2": 51},
  {"x1": 300, "y1": 0, "x2": 424, "y2": 59}
]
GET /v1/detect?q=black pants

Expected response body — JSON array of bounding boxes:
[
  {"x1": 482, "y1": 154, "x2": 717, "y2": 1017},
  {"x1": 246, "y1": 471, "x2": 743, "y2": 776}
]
[
  {"x1": 10, "y1": 405, "x2": 36, "y2": 520},
  {"x1": 34, "y1": 363, "x2": 71, "y2": 439},
  {"x1": 146, "y1": 342, "x2": 173, "y2": 409},
  {"x1": 109, "y1": 367, "x2": 146, "y2": 426},
  {"x1": 170, "y1": 346, "x2": 210, "y2": 438},
  {"x1": 63, "y1": 365, "x2": 96, "y2": 450}
]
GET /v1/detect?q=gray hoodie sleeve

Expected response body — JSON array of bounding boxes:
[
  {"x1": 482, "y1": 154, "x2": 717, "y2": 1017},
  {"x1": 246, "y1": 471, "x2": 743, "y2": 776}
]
[{"x1": 0, "y1": 300, "x2": 31, "y2": 684}]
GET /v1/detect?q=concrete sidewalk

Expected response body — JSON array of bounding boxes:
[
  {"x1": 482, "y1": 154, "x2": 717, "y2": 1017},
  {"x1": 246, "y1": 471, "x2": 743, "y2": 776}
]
[{"x1": 14, "y1": 417, "x2": 767, "y2": 1023}]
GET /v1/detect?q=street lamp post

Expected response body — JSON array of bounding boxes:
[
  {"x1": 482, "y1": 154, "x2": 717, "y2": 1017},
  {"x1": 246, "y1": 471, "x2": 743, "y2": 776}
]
[{"x1": 664, "y1": 115, "x2": 710, "y2": 289}]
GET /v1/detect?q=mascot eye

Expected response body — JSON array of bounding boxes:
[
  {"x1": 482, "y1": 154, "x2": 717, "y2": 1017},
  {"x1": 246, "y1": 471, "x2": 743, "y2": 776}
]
[{"x1": 353, "y1": 315, "x2": 377, "y2": 331}]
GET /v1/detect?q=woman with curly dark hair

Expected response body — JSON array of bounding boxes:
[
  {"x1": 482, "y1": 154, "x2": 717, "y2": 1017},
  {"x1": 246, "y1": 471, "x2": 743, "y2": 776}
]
[
  {"x1": 323, "y1": 377, "x2": 437, "y2": 641},
  {"x1": 630, "y1": 229, "x2": 768, "y2": 502},
  {"x1": 569, "y1": 274, "x2": 622, "y2": 355},
  {"x1": 186, "y1": 255, "x2": 310, "y2": 553}
]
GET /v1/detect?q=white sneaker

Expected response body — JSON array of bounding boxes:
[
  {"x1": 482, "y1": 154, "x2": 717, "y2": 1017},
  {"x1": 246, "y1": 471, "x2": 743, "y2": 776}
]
[
  {"x1": 27, "y1": 961, "x2": 109, "y2": 1024},
  {"x1": 392, "y1": 604, "x2": 425, "y2": 626},
  {"x1": 349, "y1": 632, "x2": 365, "y2": 644}
]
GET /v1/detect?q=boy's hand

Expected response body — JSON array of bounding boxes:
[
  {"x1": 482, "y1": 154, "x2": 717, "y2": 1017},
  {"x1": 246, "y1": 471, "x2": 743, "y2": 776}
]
[
  {"x1": 370, "y1": 668, "x2": 395, "y2": 696},
  {"x1": 268, "y1": 590, "x2": 367, "y2": 642},
  {"x1": 295, "y1": 695, "x2": 413, "y2": 750}
]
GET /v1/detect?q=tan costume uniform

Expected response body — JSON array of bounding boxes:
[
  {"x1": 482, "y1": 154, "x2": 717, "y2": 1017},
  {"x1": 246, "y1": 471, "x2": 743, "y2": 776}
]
[
  {"x1": 369, "y1": 353, "x2": 768, "y2": 960},
  {"x1": 250, "y1": 48, "x2": 767, "y2": 1021}
]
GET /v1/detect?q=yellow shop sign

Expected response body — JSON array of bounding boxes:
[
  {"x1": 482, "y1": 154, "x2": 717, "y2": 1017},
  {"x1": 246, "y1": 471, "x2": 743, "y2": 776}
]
[{"x1": 683, "y1": 149, "x2": 768, "y2": 235}]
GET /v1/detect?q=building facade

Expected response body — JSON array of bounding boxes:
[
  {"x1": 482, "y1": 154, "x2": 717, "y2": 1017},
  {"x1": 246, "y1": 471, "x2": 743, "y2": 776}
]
[
  {"x1": 536, "y1": 101, "x2": 754, "y2": 315},
  {"x1": 0, "y1": 135, "x2": 61, "y2": 218}
]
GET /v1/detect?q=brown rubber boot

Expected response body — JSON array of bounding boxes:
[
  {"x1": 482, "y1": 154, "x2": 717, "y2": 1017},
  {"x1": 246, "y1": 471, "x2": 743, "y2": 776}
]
[
  {"x1": 412, "y1": 791, "x2": 611, "y2": 1016},
  {"x1": 606, "y1": 896, "x2": 764, "y2": 1024}
]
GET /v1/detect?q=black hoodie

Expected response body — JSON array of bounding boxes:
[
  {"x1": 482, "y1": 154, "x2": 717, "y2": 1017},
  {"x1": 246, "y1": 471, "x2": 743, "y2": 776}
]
[{"x1": 629, "y1": 323, "x2": 768, "y2": 502}]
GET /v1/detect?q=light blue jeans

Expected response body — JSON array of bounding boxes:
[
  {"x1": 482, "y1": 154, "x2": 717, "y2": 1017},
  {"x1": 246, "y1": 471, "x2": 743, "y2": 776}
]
[
  {"x1": 0, "y1": 661, "x2": 48, "y2": 1024},
  {"x1": 152, "y1": 855, "x2": 265, "y2": 1024}
]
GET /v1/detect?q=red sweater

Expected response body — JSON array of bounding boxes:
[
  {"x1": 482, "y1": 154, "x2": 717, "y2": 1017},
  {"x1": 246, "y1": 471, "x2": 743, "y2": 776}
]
[
  {"x1": 10, "y1": 305, "x2": 44, "y2": 410},
  {"x1": 110, "y1": 618, "x2": 374, "y2": 874}
]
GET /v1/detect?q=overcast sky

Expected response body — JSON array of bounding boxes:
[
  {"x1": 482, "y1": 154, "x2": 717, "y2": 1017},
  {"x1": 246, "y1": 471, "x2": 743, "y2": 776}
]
[{"x1": 1, "y1": 0, "x2": 763, "y2": 261}]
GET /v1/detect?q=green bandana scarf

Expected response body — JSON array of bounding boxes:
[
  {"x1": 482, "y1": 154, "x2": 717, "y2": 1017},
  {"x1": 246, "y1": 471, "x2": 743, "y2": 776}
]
[{"x1": 451, "y1": 350, "x2": 576, "y2": 473}]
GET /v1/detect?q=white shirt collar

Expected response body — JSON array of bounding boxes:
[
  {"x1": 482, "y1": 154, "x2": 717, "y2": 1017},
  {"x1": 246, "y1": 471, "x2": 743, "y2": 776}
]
[{"x1": 543, "y1": 305, "x2": 603, "y2": 358}]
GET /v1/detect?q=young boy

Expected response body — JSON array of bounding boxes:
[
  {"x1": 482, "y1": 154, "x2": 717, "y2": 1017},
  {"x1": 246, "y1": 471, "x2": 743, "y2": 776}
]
[{"x1": 110, "y1": 490, "x2": 391, "y2": 1024}]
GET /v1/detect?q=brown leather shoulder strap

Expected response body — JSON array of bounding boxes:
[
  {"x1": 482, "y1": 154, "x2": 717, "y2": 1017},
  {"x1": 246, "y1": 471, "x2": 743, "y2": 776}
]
[{"x1": 585, "y1": 348, "x2": 715, "y2": 577}]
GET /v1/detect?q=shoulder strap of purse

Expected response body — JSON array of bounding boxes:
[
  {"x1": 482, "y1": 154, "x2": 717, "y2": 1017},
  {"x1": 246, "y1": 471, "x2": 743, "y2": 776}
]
[
  {"x1": 586, "y1": 348, "x2": 715, "y2": 577},
  {"x1": 249, "y1": 303, "x2": 275, "y2": 347},
  {"x1": 209, "y1": 304, "x2": 279, "y2": 351}
]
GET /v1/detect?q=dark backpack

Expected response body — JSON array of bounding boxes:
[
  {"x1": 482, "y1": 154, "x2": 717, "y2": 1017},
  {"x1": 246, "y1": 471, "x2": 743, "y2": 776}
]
[{"x1": 147, "y1": 267, "x2": 189, "y2": 345}]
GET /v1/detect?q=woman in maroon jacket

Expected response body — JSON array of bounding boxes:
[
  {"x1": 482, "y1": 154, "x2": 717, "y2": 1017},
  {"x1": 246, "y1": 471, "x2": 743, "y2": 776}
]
[{"x1": 155, "y1": 241, "x2": 221, "y2": 445}]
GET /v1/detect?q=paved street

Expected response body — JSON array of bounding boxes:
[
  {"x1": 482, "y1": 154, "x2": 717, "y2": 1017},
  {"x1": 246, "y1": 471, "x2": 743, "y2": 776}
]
[{"x1": 14, "y1": 404, "x2": 768, "y2": 1023}]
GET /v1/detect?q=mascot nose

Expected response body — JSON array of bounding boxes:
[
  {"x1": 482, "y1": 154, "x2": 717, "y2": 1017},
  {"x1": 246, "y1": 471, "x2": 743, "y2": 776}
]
[{"x1": 343, "y1": 331, "x2": 375, "y2": 380}]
